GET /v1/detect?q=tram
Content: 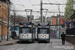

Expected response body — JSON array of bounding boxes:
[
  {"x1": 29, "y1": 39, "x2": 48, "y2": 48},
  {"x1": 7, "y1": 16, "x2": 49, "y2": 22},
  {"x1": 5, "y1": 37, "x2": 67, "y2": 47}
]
[
  {"x1": 19, "y1": 21, "x2": 35, "y2": 42},
  {"x1": 37, "y1": 23, "x2": 50, "y2": 43}
]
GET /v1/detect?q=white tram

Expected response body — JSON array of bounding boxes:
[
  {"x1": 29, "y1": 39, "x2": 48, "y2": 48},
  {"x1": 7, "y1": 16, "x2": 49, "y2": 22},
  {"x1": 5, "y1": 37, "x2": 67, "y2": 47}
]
[
  {"x1": 37, "y1": 23, "x2": 50, "y2": 43},
  {"x1": 19, "y1": 21, "x2": 35, "y2": 42}
]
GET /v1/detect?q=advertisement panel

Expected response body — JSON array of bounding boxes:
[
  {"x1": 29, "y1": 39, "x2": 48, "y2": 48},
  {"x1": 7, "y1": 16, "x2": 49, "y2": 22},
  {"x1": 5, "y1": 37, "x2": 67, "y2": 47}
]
[{"x1": 11, "y1": 27, "x2": 19, "y2": 36}]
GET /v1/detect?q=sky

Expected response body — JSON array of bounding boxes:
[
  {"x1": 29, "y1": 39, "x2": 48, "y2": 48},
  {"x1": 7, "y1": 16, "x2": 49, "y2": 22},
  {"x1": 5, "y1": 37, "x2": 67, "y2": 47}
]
[{"x1": 10, "y1": 0, "x2": 67, "y2": 19}]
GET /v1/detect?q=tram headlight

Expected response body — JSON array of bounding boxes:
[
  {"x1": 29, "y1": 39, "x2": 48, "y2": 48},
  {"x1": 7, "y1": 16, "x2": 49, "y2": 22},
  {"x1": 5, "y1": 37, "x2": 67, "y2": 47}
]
[
  {"x1": 45, "y1": 35, "x2": 46, "y2": 36},
  {"x1": 22, "y1": 35, "x2": 24, "y2": 36},
  {"x1": 40, "y1": 35, "x2": 42, "y2": 36},
  {"x1": 27, "y1": 34, "x2": 28, "y2": 36},
  {"x1": 22, "y1": 25, "x2": 24, "y2": 27}
]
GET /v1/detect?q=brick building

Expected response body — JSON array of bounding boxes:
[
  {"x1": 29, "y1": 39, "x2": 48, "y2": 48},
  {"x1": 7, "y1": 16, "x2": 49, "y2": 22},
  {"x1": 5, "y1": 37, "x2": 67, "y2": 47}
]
[{"x1": 0, "y1": 0, "x2": 10, "y2": 40}]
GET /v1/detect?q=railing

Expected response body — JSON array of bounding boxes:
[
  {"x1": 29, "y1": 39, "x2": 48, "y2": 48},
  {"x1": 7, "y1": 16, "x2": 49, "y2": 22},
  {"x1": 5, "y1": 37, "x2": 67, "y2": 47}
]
[
  {"x1": 66, "y1": 36, "x2": 75, "y2": 45},
  {"x1": 66, "y1": 28, "x2": 75, "y2": 35}
]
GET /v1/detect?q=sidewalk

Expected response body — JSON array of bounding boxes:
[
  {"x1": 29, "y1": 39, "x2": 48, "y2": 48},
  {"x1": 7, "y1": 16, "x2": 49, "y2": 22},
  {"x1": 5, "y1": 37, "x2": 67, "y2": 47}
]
[
  {"x1": 0, "y1": 40, "x2": 18, "y2": 46},
  {"x1": 51, "y1": 39, "x2": 75, "y2": 50}
]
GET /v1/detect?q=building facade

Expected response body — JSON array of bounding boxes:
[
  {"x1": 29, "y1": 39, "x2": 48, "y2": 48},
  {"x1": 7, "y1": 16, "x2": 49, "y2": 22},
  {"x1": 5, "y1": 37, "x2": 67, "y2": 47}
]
[{"x1": 0, "y1": 0, "x2": 10, "y2": 40}]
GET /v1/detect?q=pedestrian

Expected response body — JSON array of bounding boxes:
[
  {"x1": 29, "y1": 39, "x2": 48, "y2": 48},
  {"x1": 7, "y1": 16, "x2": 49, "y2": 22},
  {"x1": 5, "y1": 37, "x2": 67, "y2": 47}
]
[{"x1": 61, "y1": 32, "x2": 66, "y2": 45}]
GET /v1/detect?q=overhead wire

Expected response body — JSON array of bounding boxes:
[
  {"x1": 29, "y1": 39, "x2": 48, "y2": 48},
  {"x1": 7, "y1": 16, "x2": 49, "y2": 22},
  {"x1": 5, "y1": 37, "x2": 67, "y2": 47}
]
[
  {"x1": 18, "y1": 0, "x2": 26, "y2": 8},
  {"x1": 29, "y1": 0, "x2": 36, "y2": 10},
  {"x1": 18, "y1": 0, "x2": 27, "y2": 15}
]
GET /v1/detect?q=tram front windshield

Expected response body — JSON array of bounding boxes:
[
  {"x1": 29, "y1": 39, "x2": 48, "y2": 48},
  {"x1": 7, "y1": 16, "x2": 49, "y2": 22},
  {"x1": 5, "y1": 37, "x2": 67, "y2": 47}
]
[
  {"x1": 39, "y1": 28, "x2": 48, "y2": 34},
  {"x1": 20, "y1": 27, "x2": 31, "y2": 33}
]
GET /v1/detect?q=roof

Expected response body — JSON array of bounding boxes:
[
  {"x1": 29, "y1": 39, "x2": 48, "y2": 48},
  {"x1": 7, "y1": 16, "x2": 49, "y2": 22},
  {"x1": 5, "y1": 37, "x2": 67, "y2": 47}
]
[{"x1": 19, "y1": 21, "x2": 33, "y2": 25}]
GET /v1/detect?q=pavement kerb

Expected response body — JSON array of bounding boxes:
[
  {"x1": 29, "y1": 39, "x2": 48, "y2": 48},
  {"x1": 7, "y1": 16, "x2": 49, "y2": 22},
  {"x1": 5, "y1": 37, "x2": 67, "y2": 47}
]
[{"x1": 0, "y1": 40, "x2": 18, "y2": 46}]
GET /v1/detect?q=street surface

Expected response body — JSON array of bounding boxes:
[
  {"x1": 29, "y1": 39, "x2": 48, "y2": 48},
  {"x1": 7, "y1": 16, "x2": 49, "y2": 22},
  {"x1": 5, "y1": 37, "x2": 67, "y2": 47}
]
[{"x1": 0, "y1": 39, "x2": 75, "y2": 50}]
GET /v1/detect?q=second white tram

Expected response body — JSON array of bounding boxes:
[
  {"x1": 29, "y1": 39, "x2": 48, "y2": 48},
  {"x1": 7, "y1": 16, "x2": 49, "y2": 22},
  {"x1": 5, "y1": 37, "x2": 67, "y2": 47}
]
[
  {"x1": 37, "y1": 23, "x2": 50, "y2": 43},
  {"x1": 19, "y1": 21, "x2": 35, "y2": 42}
]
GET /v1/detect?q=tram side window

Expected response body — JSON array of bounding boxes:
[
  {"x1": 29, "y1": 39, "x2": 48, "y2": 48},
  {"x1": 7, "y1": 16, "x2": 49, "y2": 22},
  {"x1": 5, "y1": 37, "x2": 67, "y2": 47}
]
[
  {"x1": 22, "y1": 28, "x2": 31, "y2": 33},
  {"x1": 38, "y1": 28, "x2": 48, "y2": 34}
]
